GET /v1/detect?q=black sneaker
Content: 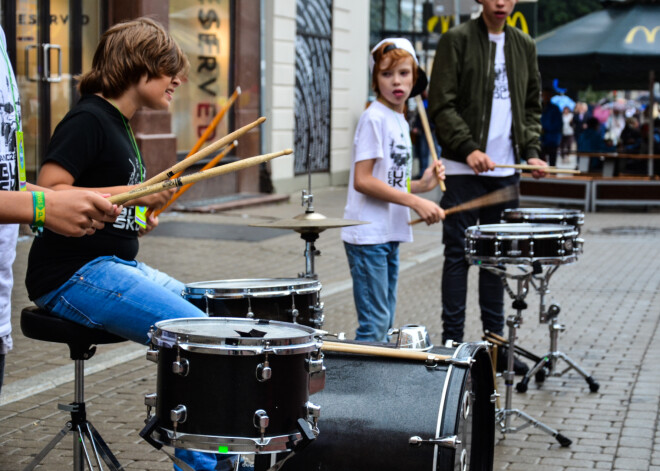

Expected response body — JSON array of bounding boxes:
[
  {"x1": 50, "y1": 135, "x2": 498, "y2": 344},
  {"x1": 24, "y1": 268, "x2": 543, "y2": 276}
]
[{"x1": 496, "y1": 348, "x2": 530, "y2": 376}]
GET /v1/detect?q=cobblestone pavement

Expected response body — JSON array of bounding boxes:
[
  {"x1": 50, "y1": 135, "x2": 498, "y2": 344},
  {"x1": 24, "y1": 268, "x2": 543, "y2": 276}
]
[{"x1": 1, "y1": 186, "x2": 659, "y2": 470}]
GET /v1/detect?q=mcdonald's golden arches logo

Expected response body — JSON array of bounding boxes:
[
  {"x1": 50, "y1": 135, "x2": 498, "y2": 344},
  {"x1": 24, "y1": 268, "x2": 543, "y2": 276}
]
[
  {"x1": 506, "y1": 12, "x2": 529, "y2": 34},
  {"x1": 427, "y1": 12, "x2": 528, "y2": 35},
  {"x1": 625, "y1": 25, "x2": 660, "y2": 44}
]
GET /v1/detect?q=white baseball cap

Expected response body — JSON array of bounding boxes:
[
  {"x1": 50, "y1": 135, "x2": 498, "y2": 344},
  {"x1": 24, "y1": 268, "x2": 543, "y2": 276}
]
[{"x1": 369, "y1": 38, "x2": 428, "y2": 97}]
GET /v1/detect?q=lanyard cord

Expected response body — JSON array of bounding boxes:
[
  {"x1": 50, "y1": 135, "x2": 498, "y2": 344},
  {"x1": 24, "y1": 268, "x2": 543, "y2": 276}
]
[
  {"x1": 111, "y1": 103, "x2": 144, "y2": 183},
  {"x1": 0, "y1": 40, "x2": 21, "y2": 132}
]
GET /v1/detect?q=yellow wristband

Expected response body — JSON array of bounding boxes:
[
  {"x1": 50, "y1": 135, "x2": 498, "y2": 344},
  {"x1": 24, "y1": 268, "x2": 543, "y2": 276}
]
[{"x1": 32, "y1": 191, "x2": 46, "y2": 228}]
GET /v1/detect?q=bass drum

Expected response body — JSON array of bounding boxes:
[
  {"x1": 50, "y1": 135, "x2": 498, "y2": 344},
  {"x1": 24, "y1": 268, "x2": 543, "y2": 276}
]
[{"x1": 269, "y1": 341, "x2": 495, "y2": 471}]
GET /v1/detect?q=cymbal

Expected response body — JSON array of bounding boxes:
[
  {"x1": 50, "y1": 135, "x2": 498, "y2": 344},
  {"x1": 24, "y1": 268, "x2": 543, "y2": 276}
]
[{"x1": 250, "y1": 212, "x2": 369, "y2": 233}]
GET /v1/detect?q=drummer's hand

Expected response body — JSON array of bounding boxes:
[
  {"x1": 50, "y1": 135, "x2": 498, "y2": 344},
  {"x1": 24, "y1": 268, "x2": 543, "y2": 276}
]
[
  {"x1": 528, "y1": 158, "x2": 548, "y2": 179},
  {"x1": 411, "y1": 196, "x2": 444, "y2": 225},
  {"x1": 138, "y1": 214, "x2": 159, "y2": 237},
  {"x1": 131, "y1": 188, "x2": 176, "y2": 210},
  {"x1": 466, "y1": 150, "x2": 495, "y2": 174}
]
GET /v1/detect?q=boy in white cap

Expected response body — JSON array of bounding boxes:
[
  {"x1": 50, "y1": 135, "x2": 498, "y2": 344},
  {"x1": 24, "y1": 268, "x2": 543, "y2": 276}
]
[{"x1": 341, "y1": 38, "x2": 445, "y2": 342}]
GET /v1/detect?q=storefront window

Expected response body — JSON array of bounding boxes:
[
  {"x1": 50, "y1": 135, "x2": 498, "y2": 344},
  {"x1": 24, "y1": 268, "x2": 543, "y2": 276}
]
[{"x1": 169, "y1": 0, "x2": 231, "y2": 156}]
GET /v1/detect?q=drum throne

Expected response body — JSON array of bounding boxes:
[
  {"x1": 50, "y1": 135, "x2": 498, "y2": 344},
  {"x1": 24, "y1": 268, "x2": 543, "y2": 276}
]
[{"x1": 20, "y1": 306, "x2": 126, "y2": 471}]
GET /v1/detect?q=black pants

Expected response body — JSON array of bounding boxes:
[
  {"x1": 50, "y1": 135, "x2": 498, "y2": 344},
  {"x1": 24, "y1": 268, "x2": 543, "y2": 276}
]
[{"x1": 440, "y1": 174, "x2": 519, "y2": 344}]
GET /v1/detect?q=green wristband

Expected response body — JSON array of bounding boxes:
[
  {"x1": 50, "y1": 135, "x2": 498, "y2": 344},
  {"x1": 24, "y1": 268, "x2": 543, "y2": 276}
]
[{"x1": 32, "y1": 191, "x2": 46, "y2": 228}]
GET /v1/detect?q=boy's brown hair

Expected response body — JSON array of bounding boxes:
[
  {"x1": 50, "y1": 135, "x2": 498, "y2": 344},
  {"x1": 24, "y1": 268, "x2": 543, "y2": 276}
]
[
  {"x1": 78, "y1": 17, "x2": 189, "y2": 98},
  {"x1": 370, "y1": 42, "x2": 418, "y2": 97}
]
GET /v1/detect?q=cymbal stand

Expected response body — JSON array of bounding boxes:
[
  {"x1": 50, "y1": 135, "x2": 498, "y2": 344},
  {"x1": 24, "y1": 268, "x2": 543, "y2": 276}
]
[
  {"x1": 297, "y1": 189, "x2": 320, "y2": 280},
  {"x1": 483, "y1": 265, "x2": 572, "y2": 447},
  {"x1": 516, "y1": 264, "x2": 599, "y2": 393}
]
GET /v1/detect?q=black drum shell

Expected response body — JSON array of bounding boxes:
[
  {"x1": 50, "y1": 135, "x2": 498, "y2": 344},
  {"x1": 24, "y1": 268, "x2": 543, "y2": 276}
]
[
  {"x1": 465, "y1": 223, "x2": 580, "y2": 265},
  {"x1": 184, "y1": 279, "x2": 322, "y2": 327},
  {"x1": 154, "y1": 345, "x2": 311, "y2": 439},
  {"x1": 276, "y1": 342, "x2": 495, "y2": 471}
]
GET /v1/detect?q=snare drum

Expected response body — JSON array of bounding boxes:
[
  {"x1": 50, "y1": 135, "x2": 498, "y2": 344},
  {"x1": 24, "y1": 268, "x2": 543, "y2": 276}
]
[
  {"x1": 143, "y1": 317, "x2": 324, "y2": 454},
  {"x1": 465, "y1": 223, "x2": 582, "y2": 266},
  {"x1": 502, "y1": 208, "x2": 584, "y2": 234},
  {"x1": 183, "y1": 278, "x2": 324, "y2": 328},
  {"x1": 273, "y1": 341, "x2": 495, "y2": 471}
]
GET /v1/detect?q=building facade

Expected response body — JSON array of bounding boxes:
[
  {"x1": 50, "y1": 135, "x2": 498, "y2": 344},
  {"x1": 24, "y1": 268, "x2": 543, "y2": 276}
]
[{"x1": 1, "y1": 0, "x2": 536, "y2": 201}]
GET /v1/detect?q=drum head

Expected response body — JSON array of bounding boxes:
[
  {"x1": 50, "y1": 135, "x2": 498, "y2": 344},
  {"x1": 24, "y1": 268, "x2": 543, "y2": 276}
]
[
  {"x1": 152, "y1": 317, "x2": 319, "y2": 353},
  {"x1": 184, "y1": 278, "x2": 322, "y2": 298}
]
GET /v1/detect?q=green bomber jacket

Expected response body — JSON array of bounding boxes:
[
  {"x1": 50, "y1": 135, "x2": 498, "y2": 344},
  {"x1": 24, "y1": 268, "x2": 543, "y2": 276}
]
[{"x1": 427, "y1": 15, "x2": 542, "y2": 164}]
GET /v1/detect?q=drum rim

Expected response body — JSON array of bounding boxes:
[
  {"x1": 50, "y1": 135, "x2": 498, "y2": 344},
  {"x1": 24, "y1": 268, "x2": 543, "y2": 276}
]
[
  {"x1": 184, "y1": 278, "x2": 322, "y2": 298},
  {"x1": 466, "y1": 223, "x2": 578, "y2": 237},
  {"x1": 502, "y1": 207, "x2": 584, "y2": 217},
  {"x1": 154, "y1": 427, "x2": 302, "y2": 454},
  {"x1": 151, "y1": 317, "x2": 321, "y2": 354}
]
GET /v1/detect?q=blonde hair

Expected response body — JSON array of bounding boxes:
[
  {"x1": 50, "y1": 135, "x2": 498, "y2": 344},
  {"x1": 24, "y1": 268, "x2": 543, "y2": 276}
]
[
  {"x1": 78, "y1": 17, "x2": 189, "y2": 98},
  {"x1": 370, "y1": 42, "x2": 418, "y2": 97}
]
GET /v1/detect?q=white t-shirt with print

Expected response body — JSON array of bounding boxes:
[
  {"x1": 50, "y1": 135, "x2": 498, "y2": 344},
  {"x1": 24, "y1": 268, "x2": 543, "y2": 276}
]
[
  {"x1": 0, "y1": 26, "x2": 21, "y2": 342},
  {"x1": 341, "y1": 100, "x2": 413, "y2": 245},
  {"x1": 444, "y1": 32, "x2": 515, "y2": 177}
]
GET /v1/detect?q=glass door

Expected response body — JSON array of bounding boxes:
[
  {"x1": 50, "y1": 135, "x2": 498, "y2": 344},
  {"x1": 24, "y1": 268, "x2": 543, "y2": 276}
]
[{"x1": 1, "y1": 0, "x2": 100, "y2": 181}]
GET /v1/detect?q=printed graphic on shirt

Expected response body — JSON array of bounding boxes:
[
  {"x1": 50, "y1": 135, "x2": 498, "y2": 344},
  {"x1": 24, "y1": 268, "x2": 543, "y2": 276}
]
[
  {"x1": 493, "y1": 63, "x2": 510, "y2": 101},
  {"x1": 0, "y1": 74, "x2": 19, "y2": 192},
  {"x1": 112, "y1": 152, "x2": 144, "y2": 232},
  {"x1": 387, "y1": 138, "x2": 410, "y2": 189}
]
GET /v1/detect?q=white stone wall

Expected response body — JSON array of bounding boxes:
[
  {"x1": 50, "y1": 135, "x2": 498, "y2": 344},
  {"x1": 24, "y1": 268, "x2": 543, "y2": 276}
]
[{"x1": 262, "y1": 0, "x2": 369, "y2": 194}]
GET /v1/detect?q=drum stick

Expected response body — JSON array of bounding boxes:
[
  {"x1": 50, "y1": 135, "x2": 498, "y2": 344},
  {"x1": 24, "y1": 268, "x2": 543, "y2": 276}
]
[
  {"x1": 495, "y1": 164, "x2": 580, "y2": 174},
  {"x1": 322, "y1": 341, "x2": 451, "y2": 363},
  {"x1": 109, "y1": 149, "x2": 291, "y2": 205},
  {"x1": 414, "y1": 95, "x2": 446, "y2": 192},
  {"x1": 483, "y1": 331, "x2": 543, "y2": 364},
  {"x1": 409, "y1": 184, "x2": 518, "y2": 226},
  {"x1": 136, "y1": 116, "x2": 266, "y2": 188},
  {"x1": 152, "y1": 141, "x2": 238, "y2": 217},
  {"x1": 144, "y1": 89, "x2": 241, "y2": 219}
]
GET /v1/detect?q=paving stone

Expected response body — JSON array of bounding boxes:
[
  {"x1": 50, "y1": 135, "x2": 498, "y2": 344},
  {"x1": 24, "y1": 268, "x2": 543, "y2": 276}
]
[{"x1": 1, "y1": 187, "x2": 659, "y2": 471}]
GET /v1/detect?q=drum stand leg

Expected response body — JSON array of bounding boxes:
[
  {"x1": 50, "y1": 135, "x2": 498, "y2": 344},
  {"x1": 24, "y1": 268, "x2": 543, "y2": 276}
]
[
  {"x1": 516, "y1": 268, "x2": 600, "y2": 393},
  {"x1": 23, "y1": 359, "x2": 123, "y2": 471},
  {"x1": 493, "y1": 272, "x2": 572, "y2": 448}
]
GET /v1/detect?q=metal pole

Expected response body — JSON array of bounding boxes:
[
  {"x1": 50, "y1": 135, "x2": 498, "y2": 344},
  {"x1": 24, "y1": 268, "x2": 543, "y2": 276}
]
[{"x1": 649, "y1": 70, "x2": 656, "y2": 177}]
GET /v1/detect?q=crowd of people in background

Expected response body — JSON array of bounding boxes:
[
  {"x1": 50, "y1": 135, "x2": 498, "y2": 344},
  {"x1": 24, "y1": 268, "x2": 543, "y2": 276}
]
[{"x1": 409, "y1": 93, "x2": 660, "y2": 177}]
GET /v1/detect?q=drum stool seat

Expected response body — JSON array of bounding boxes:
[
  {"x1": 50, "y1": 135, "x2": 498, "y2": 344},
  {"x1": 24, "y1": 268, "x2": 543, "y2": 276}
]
[{"x1": 20, "y1": 306, "x2": 126, "y2": 471}]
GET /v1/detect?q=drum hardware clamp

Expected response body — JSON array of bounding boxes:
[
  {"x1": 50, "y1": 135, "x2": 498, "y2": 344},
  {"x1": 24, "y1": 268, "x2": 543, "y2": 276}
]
[
  {"x1": 254, "y1": 409, "x2": 270, "y2": 440},
  {"x1": 446, "y1": 358, "x2": 475, "y2": 368},
  {"x1": 173, "y1": 356, "x2": 190, "y2": 377},
  {"x1": 408, "y1": 435, "x2": 460, "y2": 449},
  {"x1": 170, "y1": 404, "x2": 187, "y2": 436},
  {"x1": 256, "y1": 360, "x2": 272, "y2": 382}
]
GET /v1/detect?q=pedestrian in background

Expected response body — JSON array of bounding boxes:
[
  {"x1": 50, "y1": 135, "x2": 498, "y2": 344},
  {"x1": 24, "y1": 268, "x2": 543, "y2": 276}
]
[{"x1": 541, "y1": 88, "x2": 563, "y2": 167}]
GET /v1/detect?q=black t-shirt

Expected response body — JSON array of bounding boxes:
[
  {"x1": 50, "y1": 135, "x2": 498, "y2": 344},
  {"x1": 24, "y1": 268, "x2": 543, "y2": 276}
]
[{"x1": 26, "y1": 95, "x2": 145, "y2": 299}]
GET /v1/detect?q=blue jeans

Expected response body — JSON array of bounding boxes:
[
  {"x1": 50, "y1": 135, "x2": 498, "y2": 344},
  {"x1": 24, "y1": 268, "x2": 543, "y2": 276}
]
[
  {"x1": 35, "y1": 255, "x2": 236, "y2": 470},
  {"x1": 344, "y1": 242, "x2": 399, "y2": 342},
  {"x1": 174, "y1": 450, "x2": 238, "y2": 471},
  {"x1": 440, "y1": 174, "x2": 519, "y2": 344},
  {"x1": 34, "y1": 256, "x2": 208, "y2": 345}
]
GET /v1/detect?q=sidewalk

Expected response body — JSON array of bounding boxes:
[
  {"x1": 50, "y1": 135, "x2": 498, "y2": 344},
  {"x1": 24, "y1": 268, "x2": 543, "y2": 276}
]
[{"x1": 1, "y1": 185, "x2": 660, "y2": 470}]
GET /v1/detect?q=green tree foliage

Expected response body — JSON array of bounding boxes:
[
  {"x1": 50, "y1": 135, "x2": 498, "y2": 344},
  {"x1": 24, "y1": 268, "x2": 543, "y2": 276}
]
[{"x1": 538, "y1": 0, "x2": 603, "y2": 35}]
